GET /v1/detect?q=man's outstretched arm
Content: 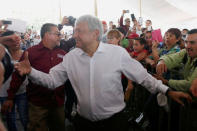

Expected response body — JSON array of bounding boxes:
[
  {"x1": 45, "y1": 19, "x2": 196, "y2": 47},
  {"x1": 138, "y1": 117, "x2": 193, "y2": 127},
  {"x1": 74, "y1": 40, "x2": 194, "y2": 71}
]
[{"x1": 15, "y1": 51, "x2": 68, "y2": 89}]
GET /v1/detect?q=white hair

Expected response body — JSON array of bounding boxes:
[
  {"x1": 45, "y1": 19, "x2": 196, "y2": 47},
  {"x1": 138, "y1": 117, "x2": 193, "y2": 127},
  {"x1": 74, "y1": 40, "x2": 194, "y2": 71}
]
[{"x1": 75, "y1": 15, "x2": 103, "y2": 41}]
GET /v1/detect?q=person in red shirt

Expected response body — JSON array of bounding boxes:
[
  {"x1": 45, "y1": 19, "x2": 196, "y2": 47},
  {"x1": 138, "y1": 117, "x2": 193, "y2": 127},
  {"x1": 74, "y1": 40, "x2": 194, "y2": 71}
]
[
  {"x1": 3, "y1": 23, "x2": 66, "y2": 131},
  {"x1": 119, "y1": 10, "x2": 131, "y2": 35}
]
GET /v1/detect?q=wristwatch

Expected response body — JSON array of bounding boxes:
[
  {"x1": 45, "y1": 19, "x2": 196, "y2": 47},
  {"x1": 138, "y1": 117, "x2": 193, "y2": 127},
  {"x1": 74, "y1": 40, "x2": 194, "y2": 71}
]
[{"x1": 165, "y1": 88, "x2": 172, "y2": 97}]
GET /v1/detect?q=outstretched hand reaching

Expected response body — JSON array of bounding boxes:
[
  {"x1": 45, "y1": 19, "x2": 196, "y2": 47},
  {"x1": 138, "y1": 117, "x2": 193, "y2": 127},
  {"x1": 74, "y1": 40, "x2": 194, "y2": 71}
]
[{"x1": 14, "y1": 51, "x2": 31, "y2": 76}]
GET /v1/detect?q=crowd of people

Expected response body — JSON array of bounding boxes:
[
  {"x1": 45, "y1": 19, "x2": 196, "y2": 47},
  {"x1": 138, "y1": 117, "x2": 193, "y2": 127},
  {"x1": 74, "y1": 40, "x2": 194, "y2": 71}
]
[{"x1": 0, "y1": 10, "x2": 197, "y2": 131}]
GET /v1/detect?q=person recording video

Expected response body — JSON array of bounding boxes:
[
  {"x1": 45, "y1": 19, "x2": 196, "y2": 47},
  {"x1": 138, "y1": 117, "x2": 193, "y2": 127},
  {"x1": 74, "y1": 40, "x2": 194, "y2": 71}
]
[
  {"x1": 120, "y1": 10, "x2": 131, "y2": 35},
  {"x1": 58, "y1": 16, "x2": 76, "y2": 53}
]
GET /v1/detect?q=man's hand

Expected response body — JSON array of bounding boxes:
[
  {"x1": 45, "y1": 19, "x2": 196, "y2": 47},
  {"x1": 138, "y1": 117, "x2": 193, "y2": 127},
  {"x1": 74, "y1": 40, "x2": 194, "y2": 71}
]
[
  {"x1": 0, "y1": 34, "x2": 21, "y2": 44},
  {"x1": 14, "y1": 51, "x2": 31, "y2": 76},
  {"x1": 124, "y1": 80, "x2": 134, "y2": 101},
  {"x1": 190, "y1": 78, "x2": 197, "y2": 97},
  {"x1": 168, "y1": 91, "x2": 192, "y2": 106},
  {"x1": 156, "y1": 60, "x2": 168, "y2": 75},
  {"x1": 153, "y1": 74, "x2": 168, "y2": 85},
  {"x1": 1, "y1": 100, "x2": 14, "y2": 113},
  {"x1": 152, "y1": 40, "x2": 159, "y2": 50}
]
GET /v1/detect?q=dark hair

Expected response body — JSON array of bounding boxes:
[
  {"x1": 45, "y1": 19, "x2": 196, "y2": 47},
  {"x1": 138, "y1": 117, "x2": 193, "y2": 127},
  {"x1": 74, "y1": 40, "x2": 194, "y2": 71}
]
[
  {"x1": 116, "y1": 27, "x2": 126, "y2": 36},
  {"x1": 182, "y1": 29, "x2": 189, "y2": 32},
  {"x1": 167, "y1": 28, "x2": 181, "y2": 39},
  {"x1": 134, "y1": 37, "x2": 147, "y2": 45},
  {"x1": 188, "y1": 29, "x2": 197, "y2": 35},
  {"x1": 146, "y1": 31, "x2": 152, "y2": 34},
  {"x1": 146, "y1": 20, "x2": 152, "y2": 24},
  {"x1": 40, "y1": 23, "x2": 57, "y2": 39},
  {"x1": 167, "y1": 28, "x2": 181, "y2": 45},
  {"x1": 141, "y1": 28, "x2": 147, "y2": 33}
]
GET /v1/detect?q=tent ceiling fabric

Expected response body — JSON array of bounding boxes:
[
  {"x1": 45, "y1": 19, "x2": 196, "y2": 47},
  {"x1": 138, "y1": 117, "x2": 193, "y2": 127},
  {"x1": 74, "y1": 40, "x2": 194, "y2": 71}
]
[
  {"x1": 98, "y1": 0, "x2": 196, "y2": 31},
  {"x1": 142, "y1": 0, "x2": 196, "y2": 24},
  {"x1": 0, "y1": 0, "x2": 196, "y2": 31},
  {"x1": 121, "y1": 0, "x2": 196, "y2": 30}
]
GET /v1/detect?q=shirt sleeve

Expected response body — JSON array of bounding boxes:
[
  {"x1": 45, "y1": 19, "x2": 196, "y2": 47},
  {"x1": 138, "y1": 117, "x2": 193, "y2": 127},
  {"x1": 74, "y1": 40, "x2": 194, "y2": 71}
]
[
  {"x1": 120, "y1": 48, "x2": 168, "y2": 94},
  {"x1": 160, "y1": 49, "x2": 186, "y2": 70},
  {"x1": 169, "y1": 67, "x2": 197, "y2": 92},
  {"x1": 7, "y1": 71, "x2": 26, "y2": 100},
  {"x1": 120, "y1": 15, "x2": 124, "y2": 27},
  {"x1": 29, "y1": 57, "x2": 68, "y2": 89}
]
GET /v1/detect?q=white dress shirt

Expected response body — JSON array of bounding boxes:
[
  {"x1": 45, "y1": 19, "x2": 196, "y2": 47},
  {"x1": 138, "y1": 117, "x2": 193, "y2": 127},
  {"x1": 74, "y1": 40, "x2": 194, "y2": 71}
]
[{"x1": 29, "y1": 42, "x2": 168, "y2": 121}]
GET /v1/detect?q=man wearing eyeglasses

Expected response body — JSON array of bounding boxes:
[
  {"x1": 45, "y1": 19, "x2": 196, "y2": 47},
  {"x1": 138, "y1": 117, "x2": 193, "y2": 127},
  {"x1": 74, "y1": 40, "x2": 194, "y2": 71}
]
[
  {"x1": 15, "y1": 15, "x2": 192, "y2": 131},
  {"x1": 5, "y1": 23, "x2": 66, "y2": 131}
]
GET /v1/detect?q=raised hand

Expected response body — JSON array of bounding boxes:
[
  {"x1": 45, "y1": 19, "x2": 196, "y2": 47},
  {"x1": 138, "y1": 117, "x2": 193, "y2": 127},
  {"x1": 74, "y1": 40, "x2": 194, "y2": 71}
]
[
  {"x1": 14, "y1": 51, "x2": 31, "y2": 76},
  {"x1": 152, "y1": 40, "x2": 159, "y2": 50}
]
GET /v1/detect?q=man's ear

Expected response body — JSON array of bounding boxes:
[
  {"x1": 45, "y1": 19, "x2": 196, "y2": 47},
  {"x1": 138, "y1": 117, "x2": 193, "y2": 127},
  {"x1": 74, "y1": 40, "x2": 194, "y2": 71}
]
[{"x1": 94, "y1": 29, "x2": 100, "y2": 40}]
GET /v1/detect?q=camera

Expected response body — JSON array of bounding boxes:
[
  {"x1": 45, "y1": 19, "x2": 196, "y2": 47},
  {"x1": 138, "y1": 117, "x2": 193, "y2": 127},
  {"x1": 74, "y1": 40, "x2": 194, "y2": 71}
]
[
  {"x1": 2, "y1": 20, "x2": 12, "y2": 25},
  {"x1": 66, "y1": 16, "x2": 76, "y2": 27},
  {"x1": 131, "y1": 14, "x2": 136, "y2": 21}
]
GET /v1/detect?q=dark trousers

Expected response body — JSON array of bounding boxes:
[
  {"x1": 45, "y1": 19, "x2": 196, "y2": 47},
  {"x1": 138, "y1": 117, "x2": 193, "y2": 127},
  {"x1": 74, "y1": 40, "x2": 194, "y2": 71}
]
[
  {"x1": 27, "y1": 102, "x2": 65, "y2": 131},
  {"x1": 73, "y1": 109, "x2": 129, "y2": 131}
]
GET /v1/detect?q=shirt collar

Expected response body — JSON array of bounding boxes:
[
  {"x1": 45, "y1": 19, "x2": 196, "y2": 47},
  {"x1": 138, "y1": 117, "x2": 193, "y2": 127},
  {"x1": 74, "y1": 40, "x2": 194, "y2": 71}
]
[
  {"x1": 37, "y1": 41, "x2": 45, "y2": 50},
  {"x1": 78, "y1": 41, "x2": 106, "y2": 56},
  {"x1": 96, "y1": 42, "x2": 106, "y2": 53},
  {"x1": 37, "y1": 41, "x2": 59, "y2": 51}
]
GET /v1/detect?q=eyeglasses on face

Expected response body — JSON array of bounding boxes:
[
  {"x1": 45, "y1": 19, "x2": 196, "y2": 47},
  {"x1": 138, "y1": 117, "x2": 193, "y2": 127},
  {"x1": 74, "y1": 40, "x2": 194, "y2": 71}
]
[{"x1": 49, "y1": 32, "x2": 61, "y2": 37}]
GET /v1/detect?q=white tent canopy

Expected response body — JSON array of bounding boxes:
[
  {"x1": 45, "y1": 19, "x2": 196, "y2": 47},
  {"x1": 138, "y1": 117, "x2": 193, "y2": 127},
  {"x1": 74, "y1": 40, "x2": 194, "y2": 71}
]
[{"x1": 0, "y1": 0, "x2": 196, "y2": 33}]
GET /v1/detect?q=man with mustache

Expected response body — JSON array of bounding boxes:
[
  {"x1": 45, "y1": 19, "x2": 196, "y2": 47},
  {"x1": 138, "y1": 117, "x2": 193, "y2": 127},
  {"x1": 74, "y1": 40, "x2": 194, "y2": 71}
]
[
  {"x1": 156, "y1": 29, "x2": 197, "y2": 131},
  {"x1": 15, "y1": 15, "x2": 192, "y2": 131},
  {"x1": 156, "y1": 29, "x2": 197, "y2": 93}
]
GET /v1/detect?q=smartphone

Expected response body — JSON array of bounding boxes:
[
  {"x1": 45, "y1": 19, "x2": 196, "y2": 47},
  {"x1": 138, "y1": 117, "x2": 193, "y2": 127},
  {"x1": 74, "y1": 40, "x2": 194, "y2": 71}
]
[
  {"x1": 2, "y1": 20, "x2": 12, "y2": 25},
  {"x1": 131, "y1": 14, "x2": 136, "y2": 21}
]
